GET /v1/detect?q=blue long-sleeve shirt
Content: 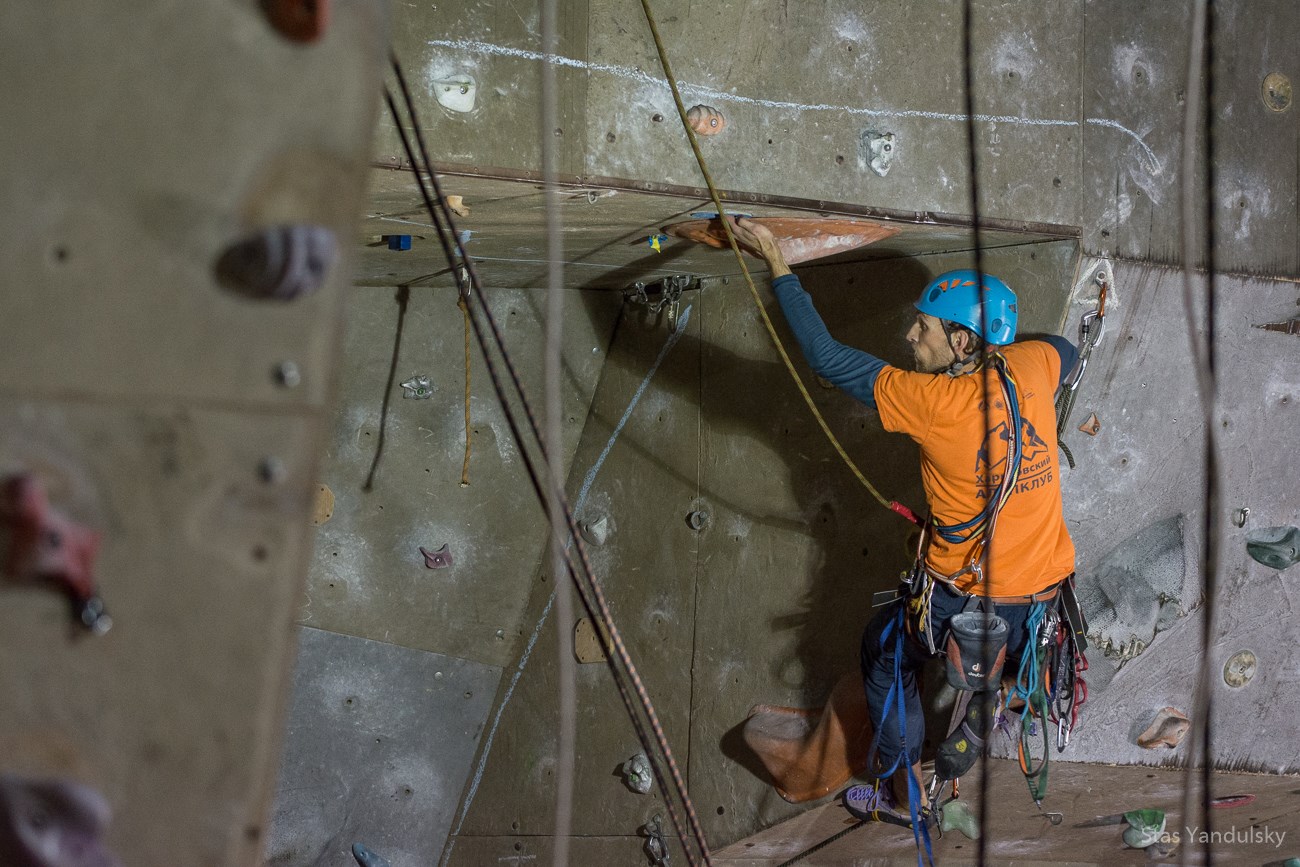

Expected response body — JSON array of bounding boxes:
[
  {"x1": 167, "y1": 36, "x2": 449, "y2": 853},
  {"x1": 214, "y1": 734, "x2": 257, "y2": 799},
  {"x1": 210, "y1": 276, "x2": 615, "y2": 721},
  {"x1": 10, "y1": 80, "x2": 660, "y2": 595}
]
[{"x1": 770, "y1": 273, "x2": 1078, "y2": 408}]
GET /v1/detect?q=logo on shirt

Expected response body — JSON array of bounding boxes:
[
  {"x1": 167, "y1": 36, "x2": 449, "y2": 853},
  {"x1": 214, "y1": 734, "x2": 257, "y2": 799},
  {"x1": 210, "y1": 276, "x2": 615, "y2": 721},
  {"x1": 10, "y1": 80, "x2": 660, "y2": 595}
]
[{"x1": 974, "y1": 417, "x2": 1053, "y2": 497}]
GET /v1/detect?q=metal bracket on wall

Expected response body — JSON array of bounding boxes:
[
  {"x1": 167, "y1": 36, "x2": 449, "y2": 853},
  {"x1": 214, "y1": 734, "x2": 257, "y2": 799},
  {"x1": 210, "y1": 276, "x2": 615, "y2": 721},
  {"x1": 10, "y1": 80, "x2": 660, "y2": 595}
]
[
  {"x1": 624, "y1": 274, "x2": 699, "y2": 332},
  {"x1": 639, "y1": 814, "x2": 670, "y2": 866}
]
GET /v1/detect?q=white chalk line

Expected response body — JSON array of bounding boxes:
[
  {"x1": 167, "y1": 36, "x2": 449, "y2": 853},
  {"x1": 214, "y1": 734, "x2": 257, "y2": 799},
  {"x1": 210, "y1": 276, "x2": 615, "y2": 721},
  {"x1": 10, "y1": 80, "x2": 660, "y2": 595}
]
[
  {"x1": 428, "y1": 38, "x2": 1162, "y2": 174},
  {"x1": 442, "y1": 304, "x2": 693, "y2": 865}
]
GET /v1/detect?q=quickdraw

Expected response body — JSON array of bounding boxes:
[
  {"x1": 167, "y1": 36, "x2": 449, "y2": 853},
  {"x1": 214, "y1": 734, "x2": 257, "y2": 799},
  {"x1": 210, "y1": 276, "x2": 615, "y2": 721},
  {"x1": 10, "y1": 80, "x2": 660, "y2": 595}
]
[
  {"x1": 1056, "y1": 267, "x2": 1110, "y2": 468},
  {"x1": 1048, "y1": 618, "x2": 1089, "y2": 751}
]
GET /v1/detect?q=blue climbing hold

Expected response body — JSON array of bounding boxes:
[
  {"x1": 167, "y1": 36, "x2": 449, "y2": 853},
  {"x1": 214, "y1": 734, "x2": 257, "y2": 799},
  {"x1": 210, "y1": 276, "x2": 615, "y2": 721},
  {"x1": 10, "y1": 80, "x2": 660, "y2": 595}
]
[
  {"x1": 385, "y1": 234, "x2": 413, "y2": 251},
  {"x1": 352, "y1": 842, "x2": 392, "y2": 867}
]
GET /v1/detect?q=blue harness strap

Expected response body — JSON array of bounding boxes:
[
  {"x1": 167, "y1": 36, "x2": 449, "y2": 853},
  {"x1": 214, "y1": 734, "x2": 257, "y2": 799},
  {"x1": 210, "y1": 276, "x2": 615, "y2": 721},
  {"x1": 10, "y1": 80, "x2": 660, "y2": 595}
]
[{"x1": 864, "y1": 606, "x2": 935, "y2": 867}]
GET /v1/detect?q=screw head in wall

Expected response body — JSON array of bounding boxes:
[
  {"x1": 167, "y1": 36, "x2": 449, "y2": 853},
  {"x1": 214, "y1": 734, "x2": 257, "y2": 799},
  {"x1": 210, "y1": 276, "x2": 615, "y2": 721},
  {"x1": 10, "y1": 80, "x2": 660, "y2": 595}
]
[
  {"x1": 258, "y1": 457, "x2": 287, "y2": 484},
  {"x1": 274, "y1": 361, "x2": 301, "y2": 388}
]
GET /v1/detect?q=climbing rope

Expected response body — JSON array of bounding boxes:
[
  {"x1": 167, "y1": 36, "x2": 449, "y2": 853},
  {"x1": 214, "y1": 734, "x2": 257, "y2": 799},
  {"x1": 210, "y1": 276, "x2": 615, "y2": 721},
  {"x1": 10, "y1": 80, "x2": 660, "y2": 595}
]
[
  {"x1": 774, "y1": 820, "x2": 867, "y2": 867},
  {"x1": 638, "y1": 0, "x2": 920, "y2": 527},
  {"x1": 1011, "y1": 601, "x2": 1052, "y2": 803},
  {"x1": 1179, "y1": 3, "x2": 1221, "y2": 863},
  {"x1": 385, "y1": 59, "x2": 713, "y2": 866},
  {"x1": 932, "y1": 353, "x2": 1023, "y2": 553},
  {"x1": 458, "y1": 295, "x2": 473, "y2": 487}
]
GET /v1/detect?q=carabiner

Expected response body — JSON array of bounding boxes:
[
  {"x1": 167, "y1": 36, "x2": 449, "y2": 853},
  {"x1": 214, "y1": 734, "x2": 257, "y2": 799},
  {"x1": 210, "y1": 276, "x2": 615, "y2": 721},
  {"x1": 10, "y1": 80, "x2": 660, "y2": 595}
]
[{"x1": 1057, "y1": 716, "x2": 1070, "y2": 752}]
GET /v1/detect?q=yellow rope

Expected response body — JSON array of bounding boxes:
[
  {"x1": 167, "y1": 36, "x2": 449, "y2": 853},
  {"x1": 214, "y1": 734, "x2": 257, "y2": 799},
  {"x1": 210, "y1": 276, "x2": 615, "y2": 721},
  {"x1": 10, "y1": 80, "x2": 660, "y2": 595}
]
[
  {"x1": 638, "y1": 0, "x2": 914, "y2": 524},
  {"x1": 459, "y1": 294, "x2": 473, "y2": 487}
]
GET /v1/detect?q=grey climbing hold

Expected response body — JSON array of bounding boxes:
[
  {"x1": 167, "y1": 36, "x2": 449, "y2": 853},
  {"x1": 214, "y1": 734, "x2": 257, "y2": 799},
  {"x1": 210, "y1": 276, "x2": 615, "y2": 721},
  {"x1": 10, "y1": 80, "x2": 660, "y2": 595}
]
[
  {"x1": 621, "y1": 752, "x2": 653, "y2": 794},
  {"x1": 1246, "y1": 525, "x2": 1300, "y2": 570},
  {"x1": 579, "y1": 515, "x2": 609, "y2": 546},
  {"x1": 860, "y1": 130, "x2": 897, "y2": 177},
  {"x1": 434, "y1": 75, "x2": 477, "y2": 113},
  {"x1": 400, "y1": 375, "x2": 433, "y2": 399},
  {"x1": 352, "y1": 843, "x2": 392, "y2": 867}
]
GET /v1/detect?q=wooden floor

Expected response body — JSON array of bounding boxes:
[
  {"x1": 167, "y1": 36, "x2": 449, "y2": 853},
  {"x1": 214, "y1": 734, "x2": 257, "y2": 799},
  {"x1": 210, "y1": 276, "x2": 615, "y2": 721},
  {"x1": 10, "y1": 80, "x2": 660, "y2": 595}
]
[{"x1": 714, "y1": 759, "x2": 1300, "y2": 866}]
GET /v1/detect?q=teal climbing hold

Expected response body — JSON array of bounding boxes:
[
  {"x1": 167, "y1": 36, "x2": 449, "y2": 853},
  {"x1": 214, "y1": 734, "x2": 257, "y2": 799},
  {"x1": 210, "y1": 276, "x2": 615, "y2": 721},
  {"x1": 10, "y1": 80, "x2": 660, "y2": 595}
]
[
  {"x1": 1246, "y1": 526, "x2": 1300, "y2": 570},
  {"x1": 939, "y1": 800, "x2": 981, "y2": 839},
  {"x1": 1122, "y1": 809, "x2": 1166, "y2": 848}
]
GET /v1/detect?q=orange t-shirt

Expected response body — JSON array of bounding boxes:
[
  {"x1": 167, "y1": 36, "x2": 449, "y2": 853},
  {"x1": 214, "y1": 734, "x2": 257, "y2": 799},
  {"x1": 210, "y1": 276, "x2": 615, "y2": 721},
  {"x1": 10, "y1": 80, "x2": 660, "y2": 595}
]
[{"x1": 873, "y1": 341, "x2": 1075, "y2": 596}]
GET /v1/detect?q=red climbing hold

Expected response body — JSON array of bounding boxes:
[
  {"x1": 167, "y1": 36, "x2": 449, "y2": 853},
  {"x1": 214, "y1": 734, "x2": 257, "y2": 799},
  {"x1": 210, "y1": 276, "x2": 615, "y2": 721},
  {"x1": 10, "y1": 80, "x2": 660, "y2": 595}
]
[
  {"x1": 261, "y1": 0, "x2": 330, "y2": 44},
  {"x1": 0, "y1": 474, "x2": 110, "y2": 634}
]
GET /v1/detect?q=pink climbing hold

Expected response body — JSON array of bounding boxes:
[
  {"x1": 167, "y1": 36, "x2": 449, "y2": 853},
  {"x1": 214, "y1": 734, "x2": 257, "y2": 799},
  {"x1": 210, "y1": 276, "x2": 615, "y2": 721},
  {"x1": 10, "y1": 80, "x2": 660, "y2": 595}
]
[
  {"x1": 0, "y1": 474, "x2": 109, "y2": 634},
  {"x1": 419, "y1": 544, "x2": 453, "y2": 569},
  {"x1": 0, "y1": 774, "x2": 122, "y2": 867}
]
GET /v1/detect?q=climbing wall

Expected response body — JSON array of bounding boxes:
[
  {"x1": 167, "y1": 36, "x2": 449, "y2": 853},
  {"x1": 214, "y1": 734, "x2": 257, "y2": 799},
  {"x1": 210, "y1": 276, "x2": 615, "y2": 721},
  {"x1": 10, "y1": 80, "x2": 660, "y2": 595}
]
[
  {"x1": 437, "y1": 237, "x2": 1078, "y2": 859},
  {"x1": 1050, "y1": 261, "x2": 1300, "y2": 772},
  {"x1": 0, "y1": 2, "x2": 385, "y2": 864},
  {"x1": 393, "y1": 0, "x2": 1300, "y2": 279},
  {"x1": 262, "y1": 272, "x2": 624, "y2": 866}
]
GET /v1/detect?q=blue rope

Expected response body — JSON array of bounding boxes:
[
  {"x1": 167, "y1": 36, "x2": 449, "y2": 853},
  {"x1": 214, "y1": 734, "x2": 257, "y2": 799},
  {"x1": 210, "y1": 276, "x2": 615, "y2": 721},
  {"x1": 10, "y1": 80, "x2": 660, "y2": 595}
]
[
  {"x1": 1010, "y1": 601, "x2": 1048, "y2": 706},
  {"x1": 865, "y1": 607, "x2": 935, "y2": 867},
  {"x1": 934, "y1": 357, "x2": 1023, "y2": 545}
]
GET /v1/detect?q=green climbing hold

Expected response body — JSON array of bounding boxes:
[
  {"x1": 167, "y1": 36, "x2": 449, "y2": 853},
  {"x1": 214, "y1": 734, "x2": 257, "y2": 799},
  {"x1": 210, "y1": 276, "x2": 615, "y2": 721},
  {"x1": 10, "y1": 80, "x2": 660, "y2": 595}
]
[
  {"x1": 1283, "y1": 858, "x2": 1300, "y2": 867},
  {"x1": 940, "y1": 800, "x2": 981, "y2": 839},
  {"x1": 1122, "y1": 809, "x2": 1166, "y2": 848}
]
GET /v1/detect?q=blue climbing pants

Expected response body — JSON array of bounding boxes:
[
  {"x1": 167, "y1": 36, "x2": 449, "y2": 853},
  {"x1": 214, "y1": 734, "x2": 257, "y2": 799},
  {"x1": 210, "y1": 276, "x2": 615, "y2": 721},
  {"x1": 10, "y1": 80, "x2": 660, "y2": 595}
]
[{"x1": 860, "y1": 581, "x2": 1039, "y2": 770}]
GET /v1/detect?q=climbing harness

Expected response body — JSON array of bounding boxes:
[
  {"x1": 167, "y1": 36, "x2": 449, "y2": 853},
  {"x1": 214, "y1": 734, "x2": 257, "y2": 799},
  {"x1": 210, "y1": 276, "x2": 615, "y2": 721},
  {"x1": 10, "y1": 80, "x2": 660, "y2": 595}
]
[{"x1": 1055, "y1": 267, "x2": 1110, "y2": 468}]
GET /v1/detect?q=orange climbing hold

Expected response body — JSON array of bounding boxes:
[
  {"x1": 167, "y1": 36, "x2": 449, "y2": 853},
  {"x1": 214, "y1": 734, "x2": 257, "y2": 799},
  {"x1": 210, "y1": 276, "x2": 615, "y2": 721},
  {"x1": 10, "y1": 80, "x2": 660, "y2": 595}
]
[
  {"x1": 262, "y1": 0, "x2": 330, "y2": 43},
  {"x1": 740, "y1": 672, "x2": 871, "y2": 803},
  {"x1": 663, "y1": 216, "x2": 899, "y2": 266}
]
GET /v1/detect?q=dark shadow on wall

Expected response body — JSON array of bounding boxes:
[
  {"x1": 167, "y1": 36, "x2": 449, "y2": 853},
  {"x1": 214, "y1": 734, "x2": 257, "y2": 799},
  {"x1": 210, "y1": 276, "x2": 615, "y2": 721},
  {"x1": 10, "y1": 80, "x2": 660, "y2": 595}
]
[{"x1": 571, "y1": 249, "x2": 934, "y2": 761}]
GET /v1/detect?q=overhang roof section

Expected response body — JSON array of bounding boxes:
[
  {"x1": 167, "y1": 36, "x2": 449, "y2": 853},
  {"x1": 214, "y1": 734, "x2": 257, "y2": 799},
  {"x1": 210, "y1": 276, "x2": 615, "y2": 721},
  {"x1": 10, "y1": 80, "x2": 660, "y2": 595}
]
[{"x1": 357, "y1": 168, "x2": 1078, "y2": 291}]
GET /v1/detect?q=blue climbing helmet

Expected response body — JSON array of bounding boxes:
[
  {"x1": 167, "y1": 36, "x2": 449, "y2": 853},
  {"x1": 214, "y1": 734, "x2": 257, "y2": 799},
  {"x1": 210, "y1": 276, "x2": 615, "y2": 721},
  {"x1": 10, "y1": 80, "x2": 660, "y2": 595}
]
[{"x1": 915, "y1": 269, "x2": 1018, "y2": 345}]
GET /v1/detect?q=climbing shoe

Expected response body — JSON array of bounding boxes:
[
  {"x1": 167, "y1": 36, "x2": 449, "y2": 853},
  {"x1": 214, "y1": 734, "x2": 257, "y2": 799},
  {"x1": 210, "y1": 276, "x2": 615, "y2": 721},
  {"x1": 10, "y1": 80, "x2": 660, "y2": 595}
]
[{"x1": 935, "y1": 692, "x2": 997, "y2": 781}]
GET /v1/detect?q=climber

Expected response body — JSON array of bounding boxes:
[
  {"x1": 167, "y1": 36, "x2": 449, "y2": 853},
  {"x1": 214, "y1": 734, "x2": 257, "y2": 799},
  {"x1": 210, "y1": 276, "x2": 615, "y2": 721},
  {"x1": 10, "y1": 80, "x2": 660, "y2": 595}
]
[{"x1": 725, "y1": 216, "x2": 1080, "y2": 816}]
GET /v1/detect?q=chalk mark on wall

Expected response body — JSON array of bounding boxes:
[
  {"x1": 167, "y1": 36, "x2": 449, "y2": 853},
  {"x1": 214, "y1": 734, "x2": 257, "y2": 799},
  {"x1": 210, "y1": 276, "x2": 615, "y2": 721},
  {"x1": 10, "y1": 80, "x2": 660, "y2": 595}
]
[
  {"x1": 427, "y1": 38, "x2": 1162, "y2": 175},
  {"x1": 442, "y1": 304, "x2": 694, "y2": 865}
]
